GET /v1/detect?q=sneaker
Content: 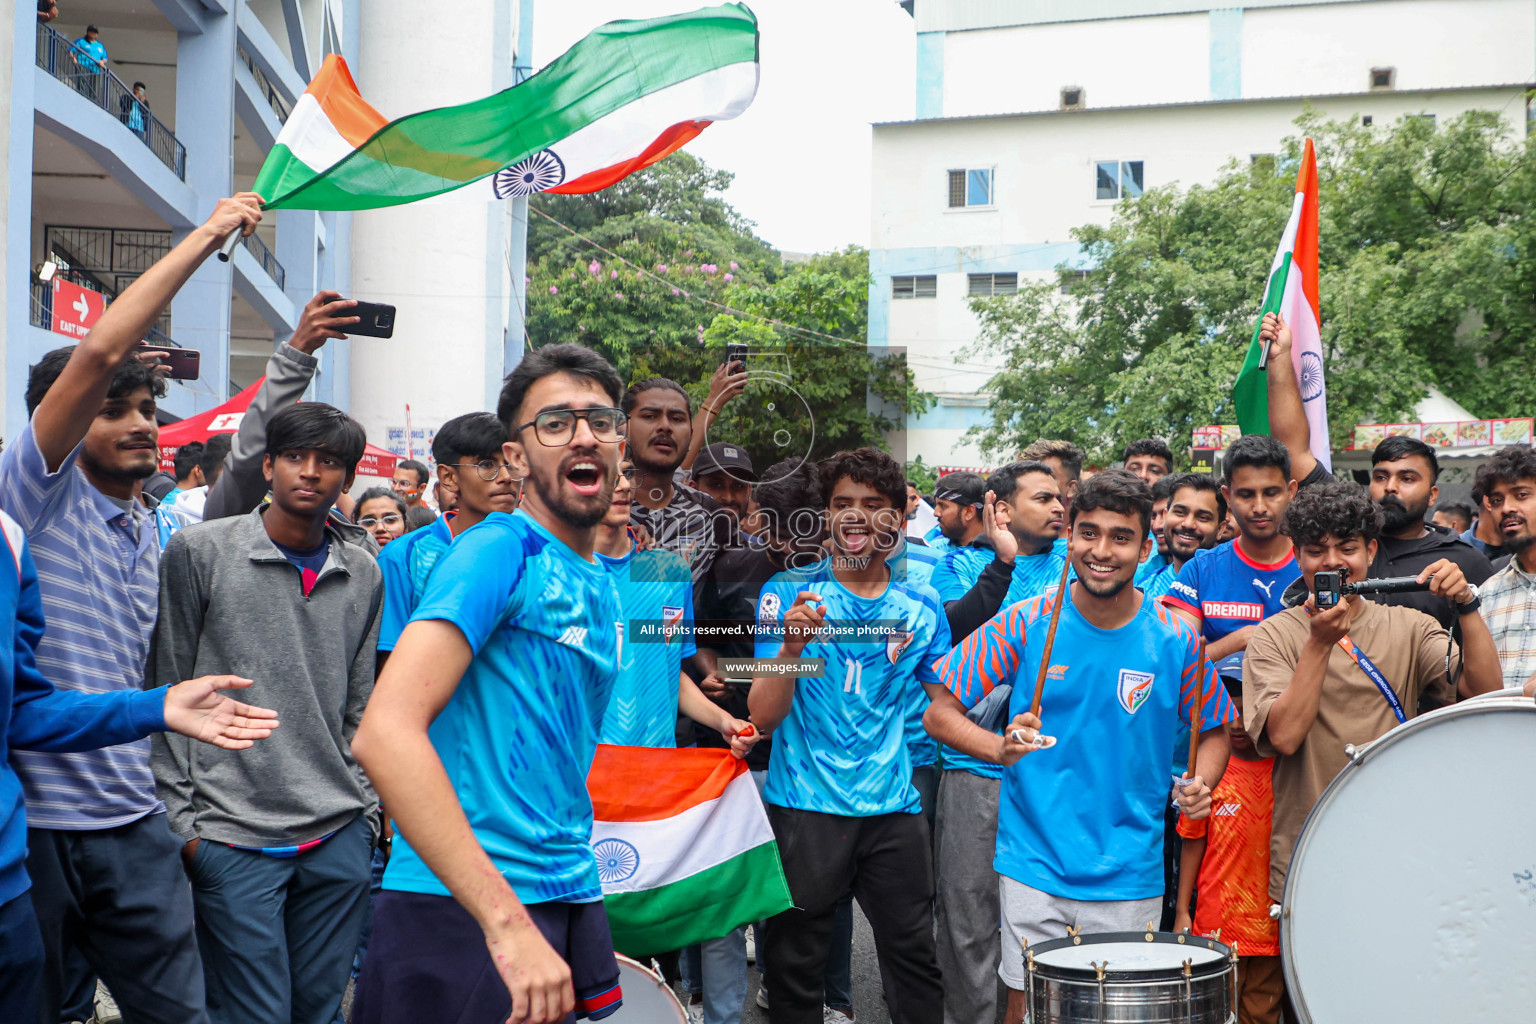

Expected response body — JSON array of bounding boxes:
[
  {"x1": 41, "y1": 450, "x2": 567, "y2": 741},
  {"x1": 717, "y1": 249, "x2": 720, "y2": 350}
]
[
  {"x1": 823, "y1": 1008, "x2": 855, "y2": 1024},
  {"x1": 745, "y1": 925, "x2": 757, "y2": 964},
  {"x1": 94, "y1": 982, "x2": 122, "y2": 1024},
  {"x1": 686, "y1": 1001, "x2": 704, "y2": 1024},
  {"x1": 756, "y1": 986, "x2": 770, "y2": 1010}
]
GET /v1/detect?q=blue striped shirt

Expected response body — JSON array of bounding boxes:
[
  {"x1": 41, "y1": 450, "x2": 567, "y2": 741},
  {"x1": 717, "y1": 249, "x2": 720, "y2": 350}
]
[{"x1": 0, "y1": 424, "x2": 165, "y2": 829}]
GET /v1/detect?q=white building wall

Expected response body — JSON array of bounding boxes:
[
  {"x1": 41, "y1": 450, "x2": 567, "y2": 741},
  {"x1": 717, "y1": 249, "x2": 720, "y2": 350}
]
[{"x1": 348, "y1": 0, "x2": 517, "y2": 466}]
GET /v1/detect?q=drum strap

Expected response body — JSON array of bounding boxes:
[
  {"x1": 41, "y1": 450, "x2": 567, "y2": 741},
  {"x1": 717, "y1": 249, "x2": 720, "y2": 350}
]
[{"x1": 1335, "y1": 634, "x2": 1408, "y2": 724}]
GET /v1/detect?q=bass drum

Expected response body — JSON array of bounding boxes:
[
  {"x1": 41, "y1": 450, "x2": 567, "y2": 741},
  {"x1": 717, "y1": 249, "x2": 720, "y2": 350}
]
[
  {"x1": 1280, "y1": 693, "x2": 1536, "y2": 1023},
  {"x1": 605, "y1": 954, "x2": 687, "y2": 1022}
]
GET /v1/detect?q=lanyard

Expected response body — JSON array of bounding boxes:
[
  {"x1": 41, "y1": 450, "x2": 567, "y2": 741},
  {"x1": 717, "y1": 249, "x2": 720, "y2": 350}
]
[{"x1": 1335, "y1": 634, "x2": 1407, "y2": 724}]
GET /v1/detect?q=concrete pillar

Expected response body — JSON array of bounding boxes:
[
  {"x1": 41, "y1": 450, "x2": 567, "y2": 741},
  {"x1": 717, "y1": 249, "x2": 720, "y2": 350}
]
[
  {"x1": 3, "y1": 3, "x2": 35, "y2": 440},
  {"x1": 348, "y1": 0, "x2": 516, "y2": 451},
  {"x1": 171, "y1": 6, "x2": 238, "y2": 410}
]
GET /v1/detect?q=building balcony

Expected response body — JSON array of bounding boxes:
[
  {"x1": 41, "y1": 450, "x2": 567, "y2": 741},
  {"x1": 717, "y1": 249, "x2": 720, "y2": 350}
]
[
  {"x1": 35, "y1": 21, "x2": 186, "y2": 180},
  {"x1": 240, "y1": 230, "x2": 287, "y2": 291}
]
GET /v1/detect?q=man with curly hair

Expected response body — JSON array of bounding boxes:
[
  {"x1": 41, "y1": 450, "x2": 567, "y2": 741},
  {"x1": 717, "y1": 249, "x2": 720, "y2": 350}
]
[{"x1": 1244, "y1": 481, "x2": 1503, "y2": 904}]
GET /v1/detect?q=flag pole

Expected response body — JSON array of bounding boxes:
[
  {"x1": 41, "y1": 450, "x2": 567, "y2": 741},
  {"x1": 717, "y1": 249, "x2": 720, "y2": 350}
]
[
  {"x1": 1029, "y1": 556, "x2": 1074, "y2": 718},
  {"x1": 1187, "y1": 636, "x2": 1208, "y2": 775},
  {"x1": 216, "y1": 227, "x2": 241, "y2": 263}
]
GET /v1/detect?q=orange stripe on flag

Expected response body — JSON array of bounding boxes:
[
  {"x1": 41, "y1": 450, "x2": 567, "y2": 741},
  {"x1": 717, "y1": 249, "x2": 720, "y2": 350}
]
[
  {"x1": 588, "y1": 744, "x2": 745, "y2": 823},
  {"x1": 548, "y1": 121, "x2": 709, "y2": 194},
  {"x1": 1293, "y1": 138, "x2": 1320, "y2": 326},
  {"x1": 307, "y1": 55, "x2": 388, "y2": 148}
]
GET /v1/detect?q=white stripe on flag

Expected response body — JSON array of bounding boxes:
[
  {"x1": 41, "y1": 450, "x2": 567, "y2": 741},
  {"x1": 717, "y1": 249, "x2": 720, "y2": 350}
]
[
  {"x1": 1277, "y1": 263, "x2": 1331, "y2": 472},
  {"x1": 276, "y1": 93, "x2": 357, "y2": 176},
  {"x1": 591, "y1": 771, "x2": 772, "y2": 895}
]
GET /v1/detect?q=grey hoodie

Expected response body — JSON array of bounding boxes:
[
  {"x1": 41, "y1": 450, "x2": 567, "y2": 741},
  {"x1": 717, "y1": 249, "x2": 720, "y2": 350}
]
[{"x1": 148, "y1": 506, "x2": 383, "y2": 847}]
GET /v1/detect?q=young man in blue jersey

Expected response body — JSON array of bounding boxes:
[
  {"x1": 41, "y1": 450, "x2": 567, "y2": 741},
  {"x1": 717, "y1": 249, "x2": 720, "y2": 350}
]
[
  {"x1": 1164, "y1": 435, "x2": 1301, "y2": 660},
  {"x1": 930, "y1": 459, "x2": 1064, "y2": 1024},
  {"x1": 1138, "y1": 474, "x2": 1224, "y2": 603},
  {"x1": 924, "y1": 470, "x2": 1235, "y2": 1024},
  {"x1": 352, "y1": 344, "x2": 629, "y2": 1024},
  {"x1": 596, "y1": 459, "x2": 758, "y2": 1024},
  {"x1": 749, "y1": 448, "x2": 950, "y2": 1024},
  {"x1": 929, "y1": 471, "x2": 993, "y2": 601},
  {"x1": 375, "y1": 412, "x2": 521, "y2": 671}
]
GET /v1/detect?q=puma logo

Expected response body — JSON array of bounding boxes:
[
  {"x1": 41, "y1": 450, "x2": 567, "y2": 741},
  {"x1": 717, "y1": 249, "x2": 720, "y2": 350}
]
[{"x1": 1253, "y1": 578, "x2": 1277, "y2": 598}]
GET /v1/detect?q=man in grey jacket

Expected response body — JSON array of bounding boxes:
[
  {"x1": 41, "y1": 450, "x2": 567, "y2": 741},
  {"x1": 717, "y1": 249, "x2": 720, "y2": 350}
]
[{"x1": 148, "y1": 402, "x2": 383, "y2": 1024}]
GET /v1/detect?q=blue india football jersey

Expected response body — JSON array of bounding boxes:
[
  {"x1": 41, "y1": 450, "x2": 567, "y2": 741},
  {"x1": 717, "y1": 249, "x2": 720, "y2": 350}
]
[
  {"x1": 943, "y1": 547, "x2": 1068, "y2": 780},
  {"x1": 930, "y1": 543, "x2": 995, "y2": 602},
  {"x1": 755, "y1": 562, "x2": 951, "y2": 817},
  {"x1": 598, "y1": 545, "x2": 696, "y2": 748},
  {"x1": 376, "y1": 514, "x2": 456, "y2": 651},
  {"x1": 934, "y1": 589, "x2": 1236, "y2": 901},
  {"x1": 889, "y1": 539, "x2": 944, "y2": 770},
  {"x1": 383, "y1": 511, "x2": 622, "y2": 905},
  {"x1": 1162, "y1": 540, "x2": 1299, "y2": 642}
]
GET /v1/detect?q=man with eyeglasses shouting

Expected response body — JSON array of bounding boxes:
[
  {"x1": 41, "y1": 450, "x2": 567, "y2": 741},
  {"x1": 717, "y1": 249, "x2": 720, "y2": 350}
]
[{"x1": 352, "y1": 345, "x2": 630, "y2": 1024}]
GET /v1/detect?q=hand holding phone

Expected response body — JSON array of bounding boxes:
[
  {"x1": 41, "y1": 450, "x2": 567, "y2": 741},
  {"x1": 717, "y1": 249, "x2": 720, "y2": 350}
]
[
  {"x1": 136, "y1": 343, "x2": 200, "y2": 381},
  {"x1": 345, "y1": 300, "x2": 396, "y2": 339}
]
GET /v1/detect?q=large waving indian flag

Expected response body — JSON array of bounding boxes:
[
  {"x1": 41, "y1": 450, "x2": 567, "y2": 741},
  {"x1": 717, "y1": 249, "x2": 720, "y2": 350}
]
[
  {"x1": 253, "y1": 4, "x2": 759, "y2": 211},
  {"x1": 1233, "y1": 137, "x2": 1332, "y2": 472},
  {"x1": 588, "y1": 745, "x2": 792, "y2": 958}
]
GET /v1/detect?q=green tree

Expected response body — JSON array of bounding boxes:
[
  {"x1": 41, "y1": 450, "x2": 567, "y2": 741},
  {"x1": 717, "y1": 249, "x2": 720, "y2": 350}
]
[{"x1": 967, "y1": 109, "x2": 1536, "y2": 464}]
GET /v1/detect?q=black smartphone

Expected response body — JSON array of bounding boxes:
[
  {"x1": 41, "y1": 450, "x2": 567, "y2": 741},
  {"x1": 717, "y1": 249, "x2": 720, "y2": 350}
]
[
  {"x1": 137, "y1": 343, "x2": 200, "y2": 381},
  {"x1": 726, "y1": 342, "x2": 747, "y2": 372},
  {"x1": 347, "y1": 300, "x2": 396, "y2": 339}
]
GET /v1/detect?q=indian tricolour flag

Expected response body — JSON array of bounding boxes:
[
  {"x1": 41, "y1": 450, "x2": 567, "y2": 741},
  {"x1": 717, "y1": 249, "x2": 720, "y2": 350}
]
[
  {"x1": 588, "y1": 745, "x2": 792, "y2": 958},
  {"x1": 1233, "y1": 137, "x2": 1332, "y2": 472},
  {"x1": 252, "y1": 4, "x2": 758, "y2": 211}
]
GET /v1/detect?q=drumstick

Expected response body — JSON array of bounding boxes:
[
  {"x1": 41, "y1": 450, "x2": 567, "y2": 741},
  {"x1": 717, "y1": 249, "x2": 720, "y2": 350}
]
[
  {"x1": 1186, "y1": 636, "x2": 1208, "y2": 782},
  {"x1": 1029, "y1": 556, "x2": 1075, "y2": 718}
]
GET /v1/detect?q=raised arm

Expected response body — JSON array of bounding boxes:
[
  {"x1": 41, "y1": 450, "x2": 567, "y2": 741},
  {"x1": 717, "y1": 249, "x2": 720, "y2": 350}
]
[
  {"x1": 1259, "y1": 313, "x2": 1319, "y2": 485},
  {"x1": 748, "y1": 590, "x2": 824, "y2": 733},
  {"x1": 31, "y1": 196, "x2": 261, "y2": 471}
]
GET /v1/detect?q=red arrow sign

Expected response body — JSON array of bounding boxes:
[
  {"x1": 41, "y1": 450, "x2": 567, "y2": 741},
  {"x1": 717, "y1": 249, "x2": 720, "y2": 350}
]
[{"x1": 51, "y1": 280, "x2": 105, "y2": 339}]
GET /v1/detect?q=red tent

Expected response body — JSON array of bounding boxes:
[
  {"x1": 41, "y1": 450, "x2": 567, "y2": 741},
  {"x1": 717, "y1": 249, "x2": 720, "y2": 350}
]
[{"x1": 156, "y1": 378, "x2": 400, "y2": 478}]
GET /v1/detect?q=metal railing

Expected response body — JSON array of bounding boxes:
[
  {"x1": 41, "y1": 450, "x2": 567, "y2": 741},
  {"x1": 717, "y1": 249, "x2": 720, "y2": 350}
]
[
  {"x1": 236, "y1": 45, "x2": 292, "y2": 123},
  {"x1": 35, "y1": 23, "x2": 186, "y2": 179},
  {"x1": 241, "y1": 232, "x2": 286, "y2": 290}
]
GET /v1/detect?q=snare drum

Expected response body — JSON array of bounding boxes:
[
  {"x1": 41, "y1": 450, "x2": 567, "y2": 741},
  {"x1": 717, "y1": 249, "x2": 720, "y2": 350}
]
[
  {"x1": 1026, "y1": 930, "x2": 1235, "y2": 1023},
  {"x1": 605, "y1": 954, "x2": 687, "y2": 1022},
  {"x1": 1281, "y1": 693, "x2": 1536, "y2": 1023}
]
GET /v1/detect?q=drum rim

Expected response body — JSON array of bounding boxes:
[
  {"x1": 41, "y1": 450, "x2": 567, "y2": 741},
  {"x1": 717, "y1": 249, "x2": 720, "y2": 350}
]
[
  {"x1": 1278, "y1": 695, "x2": 1536, "y2": 1023},
  {"x1": 1028, "y1": 930, "x2": 1234, "y2": 983}
]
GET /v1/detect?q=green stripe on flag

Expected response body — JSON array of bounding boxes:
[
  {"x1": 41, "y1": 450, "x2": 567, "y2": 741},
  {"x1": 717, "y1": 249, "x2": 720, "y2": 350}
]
[
  {"x1": 253, "y1": 144, "x2": 318, "y2": 215},
  {"x1": 602, "y1": 842, "x2": 792, "y2": 959},
  {"x1": 1232, "y1": 251, "x2": 1293, "y2": 438},
  {"x1": 263, "y1": 4, "x2": 758, "y2": 211}
]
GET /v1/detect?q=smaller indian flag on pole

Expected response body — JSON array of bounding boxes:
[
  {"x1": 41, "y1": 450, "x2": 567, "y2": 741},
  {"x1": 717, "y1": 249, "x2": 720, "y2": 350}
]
[
  {"x1": 588, "y1": 745, "x2": 792, "y2": 959},
  {"x1": 1233, "y1": 137, "x2": 1332, "y2": 472}
]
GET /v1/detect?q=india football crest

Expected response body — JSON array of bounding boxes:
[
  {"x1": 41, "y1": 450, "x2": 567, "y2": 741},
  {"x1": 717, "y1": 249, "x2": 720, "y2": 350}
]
[
  {"x1": 661, "y1": 604, "x2": 684, "y2": 645},
  {"x1": 1117, "y1": 669, "x2": 1155, "y2": 715},
  {"x1": 886, "y1": 628, "x2": 914, "y2": 665}
]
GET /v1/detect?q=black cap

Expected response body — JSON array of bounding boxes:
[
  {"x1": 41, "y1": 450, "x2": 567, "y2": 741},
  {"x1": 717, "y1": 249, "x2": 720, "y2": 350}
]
[{"x1": 693, "y1": 442, "x2": 757, "y2": 482}]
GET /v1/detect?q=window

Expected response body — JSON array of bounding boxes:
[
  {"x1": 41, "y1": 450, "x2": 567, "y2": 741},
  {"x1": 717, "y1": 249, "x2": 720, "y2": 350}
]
[
  {"x1": 892, "y1": 275, "x2": 937, "y2": 299},
  {"x1": 947, "y1": 168, "x2": 993, "y2": 208},
  {"x1": 1060, "y1": 86, "x2": 1084, "y2": 110},
  {"x1": 1411, "y1": 113, "x2": 1436, "y2": 128},
  {"x1": 1361, "y1": 115, "x2": 1374, "y2": 127},
  {"x1": 1059, "y1": 269, "x2": 1091, "y2": 295},
  {"x1": 1370, "y1": 67, "x2": 1395, "y2": 91},
  {"x1": 968, "y1": 272, "x2": 1017, "y2": 297},
  {"x1": 1095, "y1": 160, "x2": 1144, "y2": 201}
]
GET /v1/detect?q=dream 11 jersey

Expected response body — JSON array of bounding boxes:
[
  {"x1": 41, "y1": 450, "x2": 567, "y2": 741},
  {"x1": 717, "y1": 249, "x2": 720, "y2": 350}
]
[
  {"x1": 598, "y1": 544, "x2": 696, "y2": 748},
  {"x1": 755, "y1": 561, "x2": 951, "y2": 818},
  {"x1": 933, "y1": 590, "x2": 1236, "y2": 901},
  {"x1": 383, "y1": 511, "x2": 622, "y2": 905},
  {"x1": 1162, "y1": 540, "x2": 1299, "y2": 642}
]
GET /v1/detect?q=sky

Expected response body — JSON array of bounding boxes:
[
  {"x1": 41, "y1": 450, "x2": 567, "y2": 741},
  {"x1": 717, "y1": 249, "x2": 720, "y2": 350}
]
[{"x1": 534, "y1": 0, "x2": 916, "y2": 255}]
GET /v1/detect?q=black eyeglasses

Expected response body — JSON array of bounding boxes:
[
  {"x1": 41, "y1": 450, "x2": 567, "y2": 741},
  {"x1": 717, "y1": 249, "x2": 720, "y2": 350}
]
[
  {"x1": 516, "y1": 407, "x2": 626, "y2": 446},
  {"x1": 358, "y1": 514, "x2": 404, "y2": 528},
  {"x1": 620, "y1": 467, "x2": 637, "y2": 481},
  {"x1": 452, "y1": 460, "x2": 518, "y2": 482}
]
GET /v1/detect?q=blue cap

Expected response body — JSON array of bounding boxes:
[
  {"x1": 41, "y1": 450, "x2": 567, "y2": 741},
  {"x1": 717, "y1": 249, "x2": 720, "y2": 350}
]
[{"x1": 1214, "y1": 652, "x2": 1245, "y2": 682}]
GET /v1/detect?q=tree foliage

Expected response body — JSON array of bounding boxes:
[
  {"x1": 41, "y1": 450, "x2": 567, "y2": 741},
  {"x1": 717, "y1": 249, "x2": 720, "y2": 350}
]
[
  {"x1": 525, "y1": 156, "x2": 931, "y2": 471},
  {"x1": 966, "y1": 109, "x2": 1536, "y2": 464}
]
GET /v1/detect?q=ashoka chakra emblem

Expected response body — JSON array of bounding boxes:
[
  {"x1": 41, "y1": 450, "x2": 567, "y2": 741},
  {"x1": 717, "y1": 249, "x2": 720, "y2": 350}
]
[
  {"x1": 1299, "y1": 351, "x2": 1325, "y2": 403},
  {"x1": 494, "y1": 150, "x2": 566, "y2": 197},
  {"x1": 593, "y1": 838, "x2": 640, "y2": 884}
]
